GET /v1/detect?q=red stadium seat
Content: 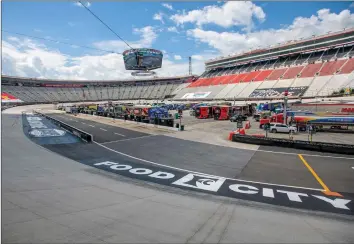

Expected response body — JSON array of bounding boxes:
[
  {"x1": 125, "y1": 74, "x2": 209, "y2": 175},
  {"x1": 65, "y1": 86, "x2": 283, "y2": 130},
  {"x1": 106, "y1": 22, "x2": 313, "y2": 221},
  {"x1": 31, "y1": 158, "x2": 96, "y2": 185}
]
[
  {"x1": 338, "y1": 59, "x2": 354, "y2": 74},
  {"x1": 232, "y1": 73, "x2": 248, "y2": 83},
  {"x1": 266, "y1": 68, "x2": 288, "y2": 80},
  {"x1": 228, "y1": 74, "x2": 240, "y2": 84},
  {"x1": 202, "y1": 78, "x2": 214, "y2": 86},
  {"x1": 188, "y1": 78, "x2": 203, "y2": 87},
  {"x1": 220, "y1": 75, "x2": 234, "y2": 84},
  {"x1": 282, "y1": 66, "x2": 304, "y2": 79},
  {"x1": 243, "y1": 71, "x2": 261, "y2": 82},
  {"x1": 319, "y1": 60, "x2": 347, "y2": 76},
  {"x1": 300, "y1": 63, "x2": 323, "y2": 78},
  {"x1": 210, "y1": 77, "x2": 222, "y2": 85},
  {"x1": 253, "y1": 70, "x2": 273, "y2": 81}
]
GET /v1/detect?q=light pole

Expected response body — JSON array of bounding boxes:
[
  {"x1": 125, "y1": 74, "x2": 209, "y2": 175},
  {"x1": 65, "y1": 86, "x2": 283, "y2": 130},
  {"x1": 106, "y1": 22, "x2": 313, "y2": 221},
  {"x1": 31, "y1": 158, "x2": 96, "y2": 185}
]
[{"x1": 283, "y1": 90, "x2": 288, "y2": 125}]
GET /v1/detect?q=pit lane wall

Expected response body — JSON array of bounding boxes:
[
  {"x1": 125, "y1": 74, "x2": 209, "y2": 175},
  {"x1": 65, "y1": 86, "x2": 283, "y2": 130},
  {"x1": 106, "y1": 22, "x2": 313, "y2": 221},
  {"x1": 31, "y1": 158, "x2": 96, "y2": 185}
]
[
  {"x1": 34, "y1": 111, "x2": 93, "y2": 142},
  {"x1": 232, "y1": 134, "x2": 354, "y2": 155}
]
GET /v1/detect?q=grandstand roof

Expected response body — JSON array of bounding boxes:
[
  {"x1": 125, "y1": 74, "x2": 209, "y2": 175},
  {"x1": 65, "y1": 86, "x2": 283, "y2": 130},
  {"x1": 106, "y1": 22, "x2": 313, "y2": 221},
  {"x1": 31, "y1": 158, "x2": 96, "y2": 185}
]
[{"x1": 206, "y1": 28, "x2": 354, "y2": 67}]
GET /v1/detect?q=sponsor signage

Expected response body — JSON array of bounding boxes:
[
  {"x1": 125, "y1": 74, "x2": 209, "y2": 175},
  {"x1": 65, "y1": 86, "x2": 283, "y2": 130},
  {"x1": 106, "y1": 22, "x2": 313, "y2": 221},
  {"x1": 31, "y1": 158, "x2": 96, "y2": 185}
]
[
  {"x1": 181, "y1": 92, "x2": 211, "y2": 99},
  {"x1": 90, "y1": 160, "x2": 353, "y2": 215},
  {"x1": 25, "y1": 114, "x2": 66, "y2": 138},
  {"x1": 249, "y1": 86, "x2": 308, "y2": 98}
]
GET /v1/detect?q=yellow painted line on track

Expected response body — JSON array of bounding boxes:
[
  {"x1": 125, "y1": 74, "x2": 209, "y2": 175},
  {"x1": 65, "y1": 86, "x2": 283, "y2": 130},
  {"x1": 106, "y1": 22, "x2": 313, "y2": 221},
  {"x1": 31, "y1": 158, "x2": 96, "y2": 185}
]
[{"x1": 298, "y1": 154, "x2": 342, "y2": 197}]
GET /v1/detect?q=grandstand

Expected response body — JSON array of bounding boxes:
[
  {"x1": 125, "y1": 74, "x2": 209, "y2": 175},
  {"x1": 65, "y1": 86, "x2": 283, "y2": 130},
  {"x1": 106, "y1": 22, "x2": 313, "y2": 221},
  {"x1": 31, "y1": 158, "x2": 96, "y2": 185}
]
[
  {"x1": 2, "y1": 29, "x2": 354, "y2": 104},
  {"x1": 174, "y1": 28, "x2": 354, "y2": 100},
  {"x1": 1, "y1": 75, "x2": 195, "y2": 104}
]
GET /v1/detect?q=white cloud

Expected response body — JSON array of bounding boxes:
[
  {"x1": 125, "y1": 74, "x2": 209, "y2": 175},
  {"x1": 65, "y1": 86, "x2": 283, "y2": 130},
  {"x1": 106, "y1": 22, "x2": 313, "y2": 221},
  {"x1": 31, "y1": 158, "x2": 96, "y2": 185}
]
[
  {"x1": 74, "y1": 1, "x2": 91, "y2": 7},
  {"x1": 170, "y1": 2, "x2": 265, "y2": 30},
  {"x1": 174, "y1": 55, "x2": 182, "y2": 60},
  {"x1": 4, "y1": 8, "x2": 353, "y2": 80},
  {"x1": 94, "y1": 26, "x2": 158, "y2": 52},
  {"x1": 187, "y1": 8, "x2": 354, "y2": 56},
  {"x1": 167, "y1": 26, "x2": 179, "y2": 33},
  {"x1": 2, "y1": 35, "x2": 205, "y2": 80},
  {"x1": 162, "y1": 3, "x2": 173, "y2": 10},
  {"x1": 153, "y1": 12, "x2": 164, "y2": 24},
  {"x1": 133, "y1": 26, "x2": 158, "y2": 47}
]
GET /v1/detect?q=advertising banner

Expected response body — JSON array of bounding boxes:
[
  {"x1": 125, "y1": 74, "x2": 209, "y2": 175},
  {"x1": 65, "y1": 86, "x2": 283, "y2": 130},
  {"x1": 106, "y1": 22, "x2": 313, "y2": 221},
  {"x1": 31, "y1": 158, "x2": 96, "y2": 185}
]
[
  {"x1": 181, "y1": 92, "x2": 211, "y2": 99},
  {"x1": 249, "y1": 86, "x2": 308, "y2": 98}
]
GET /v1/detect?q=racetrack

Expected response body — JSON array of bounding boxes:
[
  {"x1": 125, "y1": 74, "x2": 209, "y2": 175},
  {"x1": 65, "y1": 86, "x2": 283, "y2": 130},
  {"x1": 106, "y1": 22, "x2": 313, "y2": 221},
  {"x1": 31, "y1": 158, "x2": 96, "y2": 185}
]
[
  {"x1": 2, "y1": 105, "x2": 354, "y2": 243},
  {"x1": 47, "y1": 113, "x2": 354, "y2": 195}
]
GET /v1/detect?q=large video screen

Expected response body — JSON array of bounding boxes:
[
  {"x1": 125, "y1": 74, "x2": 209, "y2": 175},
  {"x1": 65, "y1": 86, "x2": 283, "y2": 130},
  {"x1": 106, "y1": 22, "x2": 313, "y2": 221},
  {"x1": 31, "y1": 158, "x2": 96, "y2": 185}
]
[{"x1": 123, "y1": 48, "x2": 163, "y2": 70}]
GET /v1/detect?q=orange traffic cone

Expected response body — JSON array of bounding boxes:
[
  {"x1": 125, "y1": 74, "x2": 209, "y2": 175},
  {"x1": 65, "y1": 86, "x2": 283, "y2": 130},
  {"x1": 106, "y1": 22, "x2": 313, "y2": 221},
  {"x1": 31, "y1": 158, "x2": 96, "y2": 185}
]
[{"x1": 239, "y1": 128, "x2": 246, "y2": 135}]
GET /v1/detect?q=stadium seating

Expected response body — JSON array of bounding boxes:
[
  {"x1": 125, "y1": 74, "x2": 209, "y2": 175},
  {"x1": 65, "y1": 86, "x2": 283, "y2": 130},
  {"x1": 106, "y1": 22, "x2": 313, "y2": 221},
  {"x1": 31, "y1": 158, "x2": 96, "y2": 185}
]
[
  {"x1": 214, "y1": 84, "x2": 237, "y2": 99},
  {"x1": 266, "y1": 68, "x2": 288, "y2": 80},
  {"x1": 243, "y1": 71, "x2": 261, "y2": 82},
  {"x1": 318, "y1": 74, "x2": 351, "y2": 96},
  {"x1": 257, "y1": 80, "x2": 278, "y2": 89},
  {"x1": 253, "y1": 70, "x2": 273, "y2": 81},
  {"x1": 1, "y1": 76, "x2": 192, "y2": 103},
  {"x1": 237, "y1": 82, "x2": 262, "y2": 98},
  {"x1": 273, "y1": 78, "x2": 294, "y2": 89},
  {"x1": 223, "y1": 83, "x2": 249, "y2": 99},
  {"x1": 300, "y1": 63, "x2": 323, "y2": 78},
  {"x1": 290, "y1": 77, "x2": 314, "y2": 88},
  {"x1": 340, "y1": 59, "x2": 354, "y2": 74},
  {"x1": 319, "y1": 60, "x2": 347, "y2": 76},
  {"x1": 303, "y1": 76, "x2": 333, "y2": 97},
  {"x1": 282, "y1": 66, "x2": 304, "y2": 79}
]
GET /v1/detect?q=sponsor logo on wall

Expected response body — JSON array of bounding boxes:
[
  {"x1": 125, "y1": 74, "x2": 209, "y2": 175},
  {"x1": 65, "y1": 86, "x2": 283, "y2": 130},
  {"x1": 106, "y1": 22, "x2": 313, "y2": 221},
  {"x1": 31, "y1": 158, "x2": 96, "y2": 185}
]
[
  {"x1": 249, "y1": 86, "x2": 308, "y2": 98},
  {"x1": 26, "y1": 113, "x2": 66, "y2": 138},
  {"x1": 92, "y1": 160, "x2": 353, "y2": 215},
  {"x1": 182, "y1": 92, "x2": 211, "y2": 99}
]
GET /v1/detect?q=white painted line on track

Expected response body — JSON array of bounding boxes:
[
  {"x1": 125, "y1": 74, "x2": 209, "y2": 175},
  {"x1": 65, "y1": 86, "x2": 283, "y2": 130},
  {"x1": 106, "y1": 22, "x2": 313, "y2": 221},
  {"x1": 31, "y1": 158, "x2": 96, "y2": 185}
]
[
  {"x1": 56, "y1": 114, "x2": 354, "y2": 160},
  {"x1": 114, "y1": 132, "x2": 125, "y2": 137},
  {"x1": 101, "y1": 135, "x2": 157, "y2": 144},
  {"x1": 100, "y1": 128, "x2": 107, "y2": 131},
  {"x1": 94, "y1": 141, "x2": 323, "y2": 191},
  {"x1": 82, "y1": 122, "x2": 86, "y2": 125},
  {"x1": 89, "y1": 125, "x2": 95, "y2": 128}
]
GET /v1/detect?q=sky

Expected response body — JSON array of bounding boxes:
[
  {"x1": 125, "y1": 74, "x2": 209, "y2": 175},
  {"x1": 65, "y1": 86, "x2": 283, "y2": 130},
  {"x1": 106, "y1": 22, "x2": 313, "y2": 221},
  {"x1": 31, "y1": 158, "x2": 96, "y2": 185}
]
[{"x1": 2, "y1": 1, "x2": 354, "y2": 80}]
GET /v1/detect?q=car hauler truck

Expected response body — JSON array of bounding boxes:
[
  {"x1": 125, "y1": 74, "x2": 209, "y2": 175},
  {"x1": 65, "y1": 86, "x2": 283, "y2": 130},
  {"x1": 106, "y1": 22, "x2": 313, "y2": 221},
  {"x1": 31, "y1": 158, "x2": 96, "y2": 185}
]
[
  {"x1": 83, "y1": 104, "x2": 98, "y2": 115},
  {"x1": 132, "y1": 105, "x2": 151, "y2": 122},
  {"x1": 213, "y1": 105, "x2": 231, "y2": 120},
  {"x1": 112, "y1": 105, "x2": 130, "y2": 118},
  {"x1": 260, "y1": 113, "x2": 354, "y2": 130},
  {"x1": 195, "y1": 106, "x2": 212, "y2": 119}
]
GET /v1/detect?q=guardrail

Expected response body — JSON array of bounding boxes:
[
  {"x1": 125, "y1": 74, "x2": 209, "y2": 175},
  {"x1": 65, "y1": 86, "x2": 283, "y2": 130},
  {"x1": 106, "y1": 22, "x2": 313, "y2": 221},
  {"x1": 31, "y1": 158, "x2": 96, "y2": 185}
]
[
  {"x1": 232, "y1": 134, "x2": 354, "y2": 155},
  {"x1": 34, "y1": 111, "x2": 94, "y2": 142}
]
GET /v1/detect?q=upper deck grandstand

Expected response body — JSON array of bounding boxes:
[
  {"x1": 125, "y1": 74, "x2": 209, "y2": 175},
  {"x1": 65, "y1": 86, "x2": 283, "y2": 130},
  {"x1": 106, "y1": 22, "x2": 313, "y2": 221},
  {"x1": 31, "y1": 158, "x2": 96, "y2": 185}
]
[{"x1": 174, "y1": 28, "x2": 354, "y2": 100}]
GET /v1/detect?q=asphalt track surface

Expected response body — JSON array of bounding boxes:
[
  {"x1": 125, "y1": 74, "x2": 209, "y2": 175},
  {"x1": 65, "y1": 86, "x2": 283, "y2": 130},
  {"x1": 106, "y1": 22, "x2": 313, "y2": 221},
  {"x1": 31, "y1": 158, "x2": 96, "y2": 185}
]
[
  {"x1": 48, "y1": 113, "x2": 354, "y2": 195},
  {"x1": 4, "y1": 111, "x2": 354, "y2": 243},
  {"x1": 48, "y1": 114, "x2": 148, "y2": 143}
]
